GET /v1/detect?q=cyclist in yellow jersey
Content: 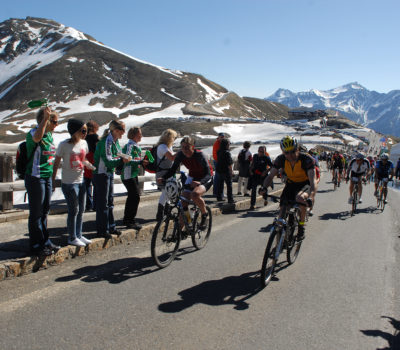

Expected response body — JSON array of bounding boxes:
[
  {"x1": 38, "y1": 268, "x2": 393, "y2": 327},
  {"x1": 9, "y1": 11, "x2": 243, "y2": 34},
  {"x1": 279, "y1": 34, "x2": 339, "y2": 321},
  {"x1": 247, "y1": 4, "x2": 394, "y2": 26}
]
[{"x1": 261, "y1": 136, "x2": 317, "y2": 240}]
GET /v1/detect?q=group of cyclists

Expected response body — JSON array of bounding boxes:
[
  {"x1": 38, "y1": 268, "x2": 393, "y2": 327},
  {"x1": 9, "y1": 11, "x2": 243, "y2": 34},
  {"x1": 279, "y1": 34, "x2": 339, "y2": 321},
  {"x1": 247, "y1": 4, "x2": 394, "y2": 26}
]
[
  {"x1": 324, "y1": 149, "x2": 395, "y2": 204},
  {"x1": 156, "y1": 134, "x2": 396, "y2": 247}
]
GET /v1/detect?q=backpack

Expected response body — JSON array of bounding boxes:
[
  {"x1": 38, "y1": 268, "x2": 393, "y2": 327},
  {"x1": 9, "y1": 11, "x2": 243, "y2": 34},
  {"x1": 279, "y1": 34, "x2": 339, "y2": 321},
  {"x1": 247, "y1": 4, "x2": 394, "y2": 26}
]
[
  {"x1": 15, "y1": 141, "x2": 38, "y2": 180},
  {"x1": 238, "y1": 149, "x2": 246, "y2": 163},
  {"x1": 143, "y1": 146, "x2": 160, "y2": 173}
]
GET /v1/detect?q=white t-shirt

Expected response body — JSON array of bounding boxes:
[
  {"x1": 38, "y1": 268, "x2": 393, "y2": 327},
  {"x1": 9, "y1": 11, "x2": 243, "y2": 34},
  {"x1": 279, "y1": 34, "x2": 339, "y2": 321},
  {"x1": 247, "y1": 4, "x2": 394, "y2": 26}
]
[
  {"x1": 56, "y1": 139, "x2": 88, "y2": 184},
  {"x1": 156, "y1": 143, "x2": 174, "y2": 177}
]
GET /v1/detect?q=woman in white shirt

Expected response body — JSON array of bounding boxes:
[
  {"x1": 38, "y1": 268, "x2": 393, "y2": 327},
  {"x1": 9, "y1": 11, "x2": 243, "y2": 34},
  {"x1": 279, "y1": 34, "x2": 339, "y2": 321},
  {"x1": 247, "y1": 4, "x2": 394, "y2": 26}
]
[
  {"x1": 155, "y1": 129, "x2": 177, "y2": 221},
  {"x1": 52, "y1": 119, "x2": 94, "y2": 247}
]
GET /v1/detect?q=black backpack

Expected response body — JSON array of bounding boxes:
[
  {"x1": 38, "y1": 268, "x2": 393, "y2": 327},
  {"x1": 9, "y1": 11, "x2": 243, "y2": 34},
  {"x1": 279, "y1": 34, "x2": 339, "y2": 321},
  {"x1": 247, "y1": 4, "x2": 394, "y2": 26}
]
[
  {"x1": 238, "y1": 149, "x2": 246, "y2": 163},
  {"x1": 143, "y1": 146, "x2": 160, "y2": 173},
  {"x1": 16, "y1": 141, "x2": 38, "y2": 179}
]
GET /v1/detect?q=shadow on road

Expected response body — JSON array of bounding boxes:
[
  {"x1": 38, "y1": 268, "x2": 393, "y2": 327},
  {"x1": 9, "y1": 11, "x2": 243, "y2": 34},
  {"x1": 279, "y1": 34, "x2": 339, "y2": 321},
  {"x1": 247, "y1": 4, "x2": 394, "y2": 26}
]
[
  {"x1": 158, "y1": 270, "x2": 262, "y2": 312},
  {"x1": 360, "y1": 316, "x2": 400, "y2": 350}
]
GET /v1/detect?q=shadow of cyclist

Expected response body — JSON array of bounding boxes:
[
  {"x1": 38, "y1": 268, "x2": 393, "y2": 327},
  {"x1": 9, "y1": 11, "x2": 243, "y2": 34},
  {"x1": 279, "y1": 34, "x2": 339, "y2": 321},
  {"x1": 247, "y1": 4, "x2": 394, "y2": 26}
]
[
  {"x1": 158, "y1": 270, "x2": 262, "y2": 312},
  {"x1": 360, "y1": 316, "x2": 400, "y2": 350}
]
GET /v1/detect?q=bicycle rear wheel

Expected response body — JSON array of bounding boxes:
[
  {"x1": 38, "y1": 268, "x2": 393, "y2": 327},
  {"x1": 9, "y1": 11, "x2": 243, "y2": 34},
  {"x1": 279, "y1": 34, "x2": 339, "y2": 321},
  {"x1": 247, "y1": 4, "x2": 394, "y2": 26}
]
[
  {"x1": 260, "y1": 228, "x2": 280, "y2": 288},
  {"x1": 286, "y1": 223, "x2": 302, "y2": 265},
  {"x1": 192, "y1": 206, "x2": 212, "y2": 250},
  {"x1": 151, "y1": 216, "x2": 180, "y2": 268}
]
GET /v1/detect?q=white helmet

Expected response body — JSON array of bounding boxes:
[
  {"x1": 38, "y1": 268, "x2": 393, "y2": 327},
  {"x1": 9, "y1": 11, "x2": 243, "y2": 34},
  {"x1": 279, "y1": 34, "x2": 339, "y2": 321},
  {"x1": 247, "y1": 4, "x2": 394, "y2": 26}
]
[
  {"x1": 380, "y1": 153, "x2": 389, "y2": 160},
  {"x1": 165, "y1": 177, "x2": 180, "y2": 202}
]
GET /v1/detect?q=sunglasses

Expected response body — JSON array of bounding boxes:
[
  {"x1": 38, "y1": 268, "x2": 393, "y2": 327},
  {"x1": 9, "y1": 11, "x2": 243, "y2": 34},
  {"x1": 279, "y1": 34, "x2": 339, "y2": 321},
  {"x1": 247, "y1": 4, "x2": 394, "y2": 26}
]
[
  {"x1": 81, "y1": 129, "x2": 87, "y2": 134},
  {"x1": 50, "y1": 120, "x2": 58, "y2": 125},
  {"x1": 284, "y1": 150, "x2": 296, "y2": 155}
]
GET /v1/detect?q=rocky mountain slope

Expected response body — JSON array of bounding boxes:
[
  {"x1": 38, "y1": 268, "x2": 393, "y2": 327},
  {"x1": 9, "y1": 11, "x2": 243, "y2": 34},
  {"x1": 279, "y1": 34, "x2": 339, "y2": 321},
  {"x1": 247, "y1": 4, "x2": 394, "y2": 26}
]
[
  {"x1": 0, "y1": 17, "x2": 289, "y2": 143},
  {"x1": 266, "y1": 83, "x2": 400, "y2": 136}
]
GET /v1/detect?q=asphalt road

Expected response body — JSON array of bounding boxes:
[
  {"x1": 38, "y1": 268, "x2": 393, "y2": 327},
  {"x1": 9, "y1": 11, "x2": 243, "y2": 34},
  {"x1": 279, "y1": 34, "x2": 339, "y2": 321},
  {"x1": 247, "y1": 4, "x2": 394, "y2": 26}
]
[{"x1": 0, "y1": 172, "x2": 399, "y2": 350}]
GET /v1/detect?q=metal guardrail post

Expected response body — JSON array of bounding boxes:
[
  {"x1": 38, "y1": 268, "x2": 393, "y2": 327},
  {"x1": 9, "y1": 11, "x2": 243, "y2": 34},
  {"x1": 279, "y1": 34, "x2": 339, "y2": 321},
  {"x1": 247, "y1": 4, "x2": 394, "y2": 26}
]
[{"x1": 0, "y1": 154, "x2": 14, "y2": 210}]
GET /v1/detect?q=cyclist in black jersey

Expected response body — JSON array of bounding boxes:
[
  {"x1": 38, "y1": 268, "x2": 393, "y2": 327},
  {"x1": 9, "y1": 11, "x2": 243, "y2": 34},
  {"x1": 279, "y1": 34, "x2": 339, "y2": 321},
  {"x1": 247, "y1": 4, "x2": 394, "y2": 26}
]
[{"x1": 158, "y1": 136, "x2": 213, "y2": 229}]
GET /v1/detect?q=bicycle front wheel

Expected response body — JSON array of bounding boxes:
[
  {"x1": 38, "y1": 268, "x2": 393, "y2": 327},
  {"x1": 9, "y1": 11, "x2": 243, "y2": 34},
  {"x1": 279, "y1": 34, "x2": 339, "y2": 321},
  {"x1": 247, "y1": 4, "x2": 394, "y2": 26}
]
[
  {"x1": 192, "y1": 206, "x2": 212, "y2": 250},
  {"x1": 351, "y1": 190, "x2": 358, "y2": 216},
  {"x1": 151, "y1": 216, "x2": 180, "y2": 268},
  {"x1": 286, "y1": 224, "x2": 302, "y2": 264},
  {"x1": 260, "y1": 228, "x2": 280, "y2": 288}
]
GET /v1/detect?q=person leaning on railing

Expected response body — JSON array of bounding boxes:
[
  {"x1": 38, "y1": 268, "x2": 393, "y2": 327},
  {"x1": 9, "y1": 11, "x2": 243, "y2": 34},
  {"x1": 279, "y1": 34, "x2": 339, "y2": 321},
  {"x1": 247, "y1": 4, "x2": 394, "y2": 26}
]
[{"x1": 24, "y1": 107, "x2": 59, "y2": 256}]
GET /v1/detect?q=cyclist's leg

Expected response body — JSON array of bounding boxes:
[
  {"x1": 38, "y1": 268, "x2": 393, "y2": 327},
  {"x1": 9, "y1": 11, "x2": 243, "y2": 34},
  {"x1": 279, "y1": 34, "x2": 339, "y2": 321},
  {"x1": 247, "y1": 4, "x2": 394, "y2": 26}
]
[
  {"x1": 191, "y1": 186, "x2": 206, "y2": 214},
  {"x1": 383, "y1": 179, "x2": 388, "y2": 200},
  {"x1": 295, "y1": 184, "x2": 311, "y2": 223},
  {"x1": 374, "y1": 175, "x2": 379, "y2": 195},
  {"x1": 358, "y1": 179, "x2": 363, "y2": 198}
]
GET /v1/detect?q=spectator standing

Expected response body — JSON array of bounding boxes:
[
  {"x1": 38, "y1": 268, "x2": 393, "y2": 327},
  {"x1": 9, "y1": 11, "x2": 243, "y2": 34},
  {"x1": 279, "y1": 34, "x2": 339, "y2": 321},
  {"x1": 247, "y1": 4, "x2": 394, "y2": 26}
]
[
  {"x1": 121, "y1": 127, "x2": 148, "y2": 230},
  {"x1": 212, "y1": 133, "x2": 225, "y2": 198},
  {"x1": 93, "y1": 120, "x2": 128, "y2": 238},
  {"x1": 237, "y1": 141, "x2": 252, "y2": 196},
  {"x1": 52, "y1": 119, "x2": 93, "y2": 247},
  {"x1": 249, "y1": 146, "x2": 272, "y2": 210},
  {"x1": 83, "y1": 120, "x2": 99, "y2": 211},
  {"x1": 155, "y1": 129, "x2": 177, "y2": 221},
  {"x1": 216, "y1": 138, "x2": 234, "y2": 203},
  {"x1": 24, "y1": 107, "x2": 59, "y2": 256}
]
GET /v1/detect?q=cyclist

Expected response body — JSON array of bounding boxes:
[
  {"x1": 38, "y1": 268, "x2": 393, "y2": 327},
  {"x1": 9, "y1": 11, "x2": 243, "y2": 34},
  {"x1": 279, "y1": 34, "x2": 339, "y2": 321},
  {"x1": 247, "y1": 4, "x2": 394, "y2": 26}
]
[
  {"x1": 367, "y1": 155, "x2": 376, "y2": 182},
  {"x1": 158, "y1": 136, "x2": 213, "y2": 230},
  {"x1": 261, "y1": 136, "x2": 317, "y2": 241},
  {"x1": 331, "y1": 150, "x2": 345, "y2": 186},
  {"x1": 345, "y1": 153, "x2": 370, "y2": 204},
  {"x1": 374, "y1": 153, "x2": 394, "y2": 203}
]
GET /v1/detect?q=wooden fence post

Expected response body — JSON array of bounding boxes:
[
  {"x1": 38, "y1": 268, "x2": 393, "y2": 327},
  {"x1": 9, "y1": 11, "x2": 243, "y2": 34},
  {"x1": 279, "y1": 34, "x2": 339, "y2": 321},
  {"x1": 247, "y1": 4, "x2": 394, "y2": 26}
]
[{"x1": 0, "y1": 154, "x2": 14, "y2": 211}]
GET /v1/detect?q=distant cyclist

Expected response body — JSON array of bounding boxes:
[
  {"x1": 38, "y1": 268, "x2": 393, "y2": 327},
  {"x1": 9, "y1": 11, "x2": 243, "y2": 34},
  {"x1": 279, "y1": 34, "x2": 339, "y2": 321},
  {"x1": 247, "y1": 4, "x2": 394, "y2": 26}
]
[
  {"x1": 331, "y1": 150, "x2": 345, "y2": 185},
  {"x1": 345, "y1": 153, "x2": 370, "y2": 204},
  {"x1": 374, "y1": 153, "x2": 394, "y2": 203},
  {"x1": 158, "y1": 136, "x2": 213, "y2": 230},
  {"x1": 261, "y1": 136, "x2": 317, "y2": 241}
]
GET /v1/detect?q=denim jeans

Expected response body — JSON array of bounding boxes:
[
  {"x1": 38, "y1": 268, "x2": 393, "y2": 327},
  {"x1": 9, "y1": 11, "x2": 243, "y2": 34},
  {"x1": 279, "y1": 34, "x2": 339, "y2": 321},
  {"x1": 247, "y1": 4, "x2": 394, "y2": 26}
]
[
  {"x1": 93, "y1": 173, "x2": 115, "y2": 234},
  {"x1": 61, "y1": 182, "x2": 86, "y2": 241},
  {"x1": 84, "y1": 177, "x2": 95, "y2": 210},
  {"x1": 24, "y1": 174, "x2": 52, "y2": 249}
]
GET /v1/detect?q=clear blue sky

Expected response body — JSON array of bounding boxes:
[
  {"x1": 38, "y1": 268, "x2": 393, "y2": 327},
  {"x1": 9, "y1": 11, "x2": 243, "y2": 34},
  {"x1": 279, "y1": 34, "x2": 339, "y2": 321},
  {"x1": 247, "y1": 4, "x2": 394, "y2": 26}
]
[{"x1": 2, "y1": 0, "x2": 399, "y2": 98}]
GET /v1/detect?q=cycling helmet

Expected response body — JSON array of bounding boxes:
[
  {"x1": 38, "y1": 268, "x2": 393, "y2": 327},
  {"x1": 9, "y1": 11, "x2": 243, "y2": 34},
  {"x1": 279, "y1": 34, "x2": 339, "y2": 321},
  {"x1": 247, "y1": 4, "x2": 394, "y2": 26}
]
[
  {"x1": 356, "y1": 153, "x2": 364, "y2": 160},
  {"x1": 165, "y1": 177, "x2": 180, "y2": 202},
  {"x1": 280, "y1": 135, "x2": 298, "y2": 152},
  {"x1": 380, "y1": 153, "x2": 389, "y2": 160}
]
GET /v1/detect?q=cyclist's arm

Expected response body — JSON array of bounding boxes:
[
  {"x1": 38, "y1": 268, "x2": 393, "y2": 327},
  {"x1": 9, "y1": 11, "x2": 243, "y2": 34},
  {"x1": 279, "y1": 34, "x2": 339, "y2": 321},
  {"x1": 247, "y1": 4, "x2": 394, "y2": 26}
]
[
  {"x1": 307, "y1": 168, "x2": 317, "y2": 201},
  {"x1": 262, "y1": 167, "x2": 278, "y2": 189},
  {"x1": 161, "y1": 151, "x2": 183, "y2": 180}
]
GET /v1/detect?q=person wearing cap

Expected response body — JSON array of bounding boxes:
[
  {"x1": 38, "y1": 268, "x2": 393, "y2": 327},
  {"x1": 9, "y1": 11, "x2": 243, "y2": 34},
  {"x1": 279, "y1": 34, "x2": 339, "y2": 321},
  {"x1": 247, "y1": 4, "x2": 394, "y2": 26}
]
[
  {"x1": 212, "y1": 133, "x2": 225, "y2": 199},
  {"x1": 24, "y1": 107, "x2": 58, "y2": 256},
  {"x1": 345, "y1": 153, "x2": 370, "y2": 204},
  {"x1": 52, "y1": 119, "x2": 95, "y2": 247}
]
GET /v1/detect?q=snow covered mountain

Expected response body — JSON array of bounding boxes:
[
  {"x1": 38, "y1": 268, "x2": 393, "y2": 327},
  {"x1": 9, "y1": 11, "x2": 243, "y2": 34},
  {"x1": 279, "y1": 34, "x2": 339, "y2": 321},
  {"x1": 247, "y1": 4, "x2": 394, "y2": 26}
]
[
  {"x1": 0, "y1": 17, "x2": 288, "y2": 143},
  {"x1": 266, "y1": 83, "x2": 400, "y2": 136}
]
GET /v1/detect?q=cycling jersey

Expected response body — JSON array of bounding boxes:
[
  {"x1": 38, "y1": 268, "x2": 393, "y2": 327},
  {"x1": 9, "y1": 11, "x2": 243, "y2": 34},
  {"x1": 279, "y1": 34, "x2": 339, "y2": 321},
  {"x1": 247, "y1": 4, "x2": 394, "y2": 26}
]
[
  {"x1": 332, "y1": 154, "x2": 344, "y2": 168},
  {"x1": 347, "y1": 158, "x2": 370, "y2": 177},
  {"x1": 163, "y1": 149, "x2": 212, "y2": 185},
  {"x1": 273, "y1": 152, "x2": 315, "y2": 183},
  {"x1": 93, "y1": 133, "x2": 123, "y2": 175},
  {"x1": 375, "y1": 160, "x2": 394, "y2": 178}
]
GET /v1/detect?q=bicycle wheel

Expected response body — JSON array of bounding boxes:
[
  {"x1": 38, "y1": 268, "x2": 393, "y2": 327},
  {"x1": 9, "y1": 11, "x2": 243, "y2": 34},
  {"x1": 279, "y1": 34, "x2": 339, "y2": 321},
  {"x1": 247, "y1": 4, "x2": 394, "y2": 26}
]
[
  {"x1": 333, "y1": 171, "x2": 337, "y2": 190},
  {"x1": 286, "y1": 222, "x2": 302, "y2": 265},
  {"x1": 351, "y1": 190, "x2": 358, "y2": 216},
  {"x1": 377, "y1": 187, "x2": 383, "y2": 210},
  {"x1": 151, "y1": 216, "x2": 181, "y2": 268},
  {"x1": 260, "y1": 228, "x2": 280, "y2": 288},
  {"x1": 192, "y1": 206, "x2": 212, "y2": 250}
]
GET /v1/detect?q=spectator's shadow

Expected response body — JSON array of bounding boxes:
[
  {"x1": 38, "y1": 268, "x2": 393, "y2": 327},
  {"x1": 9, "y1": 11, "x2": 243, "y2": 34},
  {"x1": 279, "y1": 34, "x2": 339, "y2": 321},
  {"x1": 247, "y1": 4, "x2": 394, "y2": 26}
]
[
  {"x1": 360, "y1": 316, "x2": 400, "y2": 350},
  {"x1": 158, "y1": 270, "x2": 262, "y2": 312},
  {"x1": 55, "y1": 256, "x2": 158, "y2": 284}
]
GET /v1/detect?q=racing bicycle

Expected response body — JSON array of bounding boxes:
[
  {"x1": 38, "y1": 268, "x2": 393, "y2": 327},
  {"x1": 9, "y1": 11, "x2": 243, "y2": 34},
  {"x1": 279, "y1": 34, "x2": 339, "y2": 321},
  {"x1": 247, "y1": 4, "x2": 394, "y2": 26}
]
[
  {"x1": 151, "y1": 178, "x2": 212, "y2": 268},
  {"x1": 347, "y1": 176, "x2": 366, "y2": 216},
  {"x1": 332, "y1": 168, "x2": 340, "y2": 190},
  {"x1": 376, "y1": 178, "x2": 392, "y2": 212},
  {"x1": 260, "y1": 195, "x2": 311, "y2": 288}
]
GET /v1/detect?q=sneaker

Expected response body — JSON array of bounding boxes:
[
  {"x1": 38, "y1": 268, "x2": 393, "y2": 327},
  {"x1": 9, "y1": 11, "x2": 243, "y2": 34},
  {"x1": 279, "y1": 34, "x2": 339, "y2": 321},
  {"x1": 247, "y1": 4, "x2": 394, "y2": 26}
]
[
  {"x1": 110, "y1": 229, "x2": 122, "y2": 236},
  {"x1": 297, "y1": 226, "x2": 305, "y2": 241},
  {"x1": 244, "y1": 193, "x2": 250, "y2": 197},
  {"x1": 68, "y1": 238, "x2": 86, "y2": 247},
  {"x1": 384, "y1": 199, "x2": 388, "y2": 204},
  {"x1": 249, "y1": 205, "x2": 255, "y2": 210},
  {"x1": 237, "y1": 192, "x2": 242, "y2": 195},
  {"x1": 79, "y1": 236, "x2": 92, "y2": 245},
  {"x1": 374, "y1": 190, "x2": 378, "y2": 197},
  {"x1": 45, "y1": 239, "x2": 61, "y2": 252},
  {"x1": 358, "y1": 198, "x2": 362, "y2": 203},
  {"x1": 199, "y1": 213, "x2": 208, "y2": 230},
  {"x1": 348, "y1": 197, "x2": 353, "y2": 204}
]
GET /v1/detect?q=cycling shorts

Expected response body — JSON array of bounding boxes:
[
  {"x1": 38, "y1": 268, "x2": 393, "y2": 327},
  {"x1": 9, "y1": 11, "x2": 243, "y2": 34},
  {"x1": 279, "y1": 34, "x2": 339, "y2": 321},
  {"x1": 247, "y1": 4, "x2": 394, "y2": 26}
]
[
  {"x1": 280, "y1": 181, "x2": 310, "y2": 207},
  {"x1": 375, "y1": 175, "x2": 389, "y2": 184},
  {"x1": 183, "y1": 177, "x2": 213, "y2": 193},
  {"x1": 333, "y1": 164, "x2": 343, "y2": 170}
]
